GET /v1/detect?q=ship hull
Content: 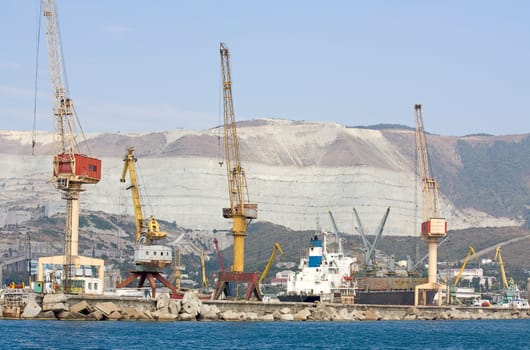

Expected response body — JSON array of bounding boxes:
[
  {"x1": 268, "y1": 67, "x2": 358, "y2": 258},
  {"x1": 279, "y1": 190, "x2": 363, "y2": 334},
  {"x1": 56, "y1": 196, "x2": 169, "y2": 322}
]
[
  {"x1": 356, "y1": 290, "x2": 435, "y2": 305},
  {"x1": 277, "y1": 295, "x2": 320, "y2": 303},
  {"x1": 278, "y1": 290, "x2": 436, "y2": 305}
]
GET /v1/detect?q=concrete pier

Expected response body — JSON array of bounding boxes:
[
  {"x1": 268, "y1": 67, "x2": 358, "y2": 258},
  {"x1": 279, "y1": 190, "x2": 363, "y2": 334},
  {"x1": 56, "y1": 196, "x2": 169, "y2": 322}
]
[{"x1": 3, "y1": 292, "x2": 530, "y2": 321}]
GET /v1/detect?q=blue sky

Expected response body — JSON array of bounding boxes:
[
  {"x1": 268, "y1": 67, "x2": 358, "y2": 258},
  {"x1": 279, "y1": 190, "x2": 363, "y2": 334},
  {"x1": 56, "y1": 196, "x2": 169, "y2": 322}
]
[{"x1": 2, "y1": 1, "x2": 529, "y2": 136}]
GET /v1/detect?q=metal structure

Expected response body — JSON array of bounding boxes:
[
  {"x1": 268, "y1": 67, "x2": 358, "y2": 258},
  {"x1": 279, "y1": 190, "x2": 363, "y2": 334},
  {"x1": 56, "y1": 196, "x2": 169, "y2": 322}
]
[
  {"x1": 116, "y1": 146, "x2": 176, "y2": 298},
  {"x1": 413, "y1": 104, "x2": 448, "y2": 306},
  {"x1": 41, "y1": 0, "x2": 102, "y2": 293},
  {"x1": 259, "y1": 243, "x2": 284, "y2": 284},
  {"x1": 353, "y1": 207, "x2": 391, "y2": 272},
  {"x1": 120, "y1": 147, "x2": 167, "y2": 244},
  {"x1": 494, "y1": 246, "x2": 510, "y2": 289},
  {"x1": 327, "y1": 210, "x2": 344, "y2": 256},
  {"x1": 454, "y1": 245, "x2": 477, "y2": 287},
  {"x1": 201, "y1": 250, "x2": 209, "y2": 289},
  {"x1": 213, "y1": 238, "x2": 225, "y2": 272},
  {"x1": 213, "y1": 42, "x2": 260, "y2": 301}
]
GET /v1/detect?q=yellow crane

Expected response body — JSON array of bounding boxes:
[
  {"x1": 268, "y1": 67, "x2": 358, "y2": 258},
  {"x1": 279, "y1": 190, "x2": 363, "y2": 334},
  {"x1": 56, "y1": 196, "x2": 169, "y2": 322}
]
[
  {"x1": 219, "y1": 42, "x2": 258, "y2": 273},
  {"x1": 454, "y1": 246, "x2": 477, "y2": 287},
  {"x1": 259, "y1": 243, "x2": 284, "y2": 284},
  {"x1": 213, "y1": 42, "x2": 260, "y2": 301},
  {"x1": 120, "y1": 146, "x2": 166, "y2": 245},
  {"x1": 414, "y1": 104, "x2": 448, "y2": 306},
  {"x1": 117, "y1": 146, "x2": 175, "y2": 298},
  {"x1": 201, "y1": 250, "x2": 209, "y2": 289},
  {"x1": 38, "y1": 0, "x2": 103, "y2": 294},
  {"x1": 494, "y1": 246, "x2": 510, "y2": 289}
]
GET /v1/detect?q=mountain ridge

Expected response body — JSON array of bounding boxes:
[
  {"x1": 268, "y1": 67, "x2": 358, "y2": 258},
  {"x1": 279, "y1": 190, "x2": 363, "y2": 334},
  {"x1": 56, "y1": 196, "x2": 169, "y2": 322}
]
[{"x1": 0, "y1": 118, "x2": 528, "y2": 235}]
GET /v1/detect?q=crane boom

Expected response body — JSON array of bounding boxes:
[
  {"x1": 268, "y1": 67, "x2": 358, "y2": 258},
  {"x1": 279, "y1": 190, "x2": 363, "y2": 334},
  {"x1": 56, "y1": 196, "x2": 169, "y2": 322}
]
[
  {"x1": 414, "y1": 104, "x2": 447, "y2": 237},
  {"x1": 495, "y1": 246, "x2": 509, "y2": 289},
  {"x1": 454, "y1": 245, "x2": 477, "y2": 287},
  {"x1": 259, "y1": 243, "x2": 284, "y2": 284},
  {"x1": 220, "y1": 42, "x2": 257, "y2": 273},
  {"x1": 120, "y1": 146, "x2": 166, "y2": 244}
]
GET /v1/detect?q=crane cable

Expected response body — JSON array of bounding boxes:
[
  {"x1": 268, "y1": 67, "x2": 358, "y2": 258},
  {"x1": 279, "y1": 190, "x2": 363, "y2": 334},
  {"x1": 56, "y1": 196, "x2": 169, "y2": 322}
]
[
  {"x1": 217, "y1": 63, "x2": 224, "y2": 167},
  {"x1": 32, "y1": 0, "x2": 43, "y2": 155}
]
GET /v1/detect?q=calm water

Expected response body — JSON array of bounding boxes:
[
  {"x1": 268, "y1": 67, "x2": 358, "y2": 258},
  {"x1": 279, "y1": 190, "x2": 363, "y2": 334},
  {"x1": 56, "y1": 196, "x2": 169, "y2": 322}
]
[{"x1": 2, "y1": 319, "x2": 529, "y2": 349}]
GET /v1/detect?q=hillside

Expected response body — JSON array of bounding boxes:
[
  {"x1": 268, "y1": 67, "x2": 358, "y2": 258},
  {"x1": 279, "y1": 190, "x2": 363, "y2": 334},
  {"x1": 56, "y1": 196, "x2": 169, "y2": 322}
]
[{"x1": 1, "y1": 118, "x2": 528, "y2": 237}]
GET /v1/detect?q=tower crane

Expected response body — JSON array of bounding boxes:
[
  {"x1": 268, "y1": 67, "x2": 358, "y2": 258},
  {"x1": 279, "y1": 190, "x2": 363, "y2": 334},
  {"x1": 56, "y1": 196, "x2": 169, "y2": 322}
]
[
  {"x1": 259, "y1": 243, "x2": 284, "y2": 284},
  {"x1": 120, "y1": 146, "x2": 167, "y2": 245},
  {"x1": 37, "y1": 0, "x2": 104, "y2": 295},
  {"x1": 116, "y1": 146, "x2": 176, "y2": 298},
  {"x1": 413, "y1": 104, "x2": 448, "y2": 306},
  {"x1": 213, "y1": 42, "x2": 261, "y2": 301}
]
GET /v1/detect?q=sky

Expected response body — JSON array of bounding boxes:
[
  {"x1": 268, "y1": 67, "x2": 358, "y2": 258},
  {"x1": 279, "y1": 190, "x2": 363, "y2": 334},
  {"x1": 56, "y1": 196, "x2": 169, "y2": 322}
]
[{"x1": 1, "y1": 1, "x2": 530, "y2": 136}]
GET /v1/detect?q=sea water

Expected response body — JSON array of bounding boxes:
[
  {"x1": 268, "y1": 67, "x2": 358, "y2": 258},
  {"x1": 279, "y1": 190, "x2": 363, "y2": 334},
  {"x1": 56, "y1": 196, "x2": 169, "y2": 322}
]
[{"x1": 1, "y1": 319, "x2": 529, "y2": 349}]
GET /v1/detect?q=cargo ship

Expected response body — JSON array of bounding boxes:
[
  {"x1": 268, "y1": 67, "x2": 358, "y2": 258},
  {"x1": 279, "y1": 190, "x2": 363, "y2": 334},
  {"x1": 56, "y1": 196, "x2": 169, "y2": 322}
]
[{"x1": 277, "y1": 235, "x2": 435, "y2": 305}]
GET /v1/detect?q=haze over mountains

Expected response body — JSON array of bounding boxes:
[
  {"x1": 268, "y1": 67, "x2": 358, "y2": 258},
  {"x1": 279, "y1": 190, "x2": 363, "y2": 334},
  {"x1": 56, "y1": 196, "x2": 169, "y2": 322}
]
[{"x1": 1, "y1": 118, "x2": 528, "y2": 236}]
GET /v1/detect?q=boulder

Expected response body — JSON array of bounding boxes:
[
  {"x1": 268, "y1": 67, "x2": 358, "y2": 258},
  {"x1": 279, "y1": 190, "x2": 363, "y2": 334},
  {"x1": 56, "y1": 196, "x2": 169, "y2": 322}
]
[
  {"x1": 168, "y1": 300, "x2": 181, "y2": 315},
  {"x1": 293, "y1": 308, "x2": 311, "y2": 321},
  {"x1": 221, "y1": 310, "x2": 245, "y2": 321},
  {"x1": 86, "y1": 310, "x2": 103, "y2": 320},
  {"x1": 279, "y1": 307, "x2": 291, "y2": 314},
  {"x1": 182, "y1": 292, "x2": 201, "y2": 317},
  {"x1": 95, "y1": 302, "x2": 121, "y2": 317},
  {"x1": 259, "y1": 313, "x2": 275, "y2": 321},
  {"x1": 42, "y1": 294, "x2": 68, "y2": 312},
  {"x1": 21, "y1": 298, "x2": 41, "y2": 318},
  {"x1": 178, "y1": 312, "x2": 195, "y2": 321},
  {"x1": 279, "y1": 313, "x2": 294, "y2": 321},
  {"x1": 158, "y1": 312, "x2": 178, "y2": 321},
  {"x1": 244, "y1": 312, "x2": 259, "y2": 321},
  {"x1": 70, "y1": 300, "x2": 92, "y2": 315},
  {"x1": 198, "y1": 304, "x2": 219, "y2": 320},
  {"x1": 107, "y1": 311, "x2": 122, "y2": 320},
  {"x1": 156, "y1": 293, "x2": 170, "y2": 312}
]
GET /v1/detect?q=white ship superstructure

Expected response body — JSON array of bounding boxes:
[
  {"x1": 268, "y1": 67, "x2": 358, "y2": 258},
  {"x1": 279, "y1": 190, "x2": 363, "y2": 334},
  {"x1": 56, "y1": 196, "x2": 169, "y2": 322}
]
[{"x1": 284, "y1": 233, "x2": 357, "y2": 300}]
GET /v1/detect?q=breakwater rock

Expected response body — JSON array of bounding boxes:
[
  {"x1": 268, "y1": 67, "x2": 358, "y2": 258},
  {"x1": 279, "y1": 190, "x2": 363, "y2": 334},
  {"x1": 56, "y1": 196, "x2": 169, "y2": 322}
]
[{"x1": 5, "y1": 292, "x2": 530, "y2": 321}]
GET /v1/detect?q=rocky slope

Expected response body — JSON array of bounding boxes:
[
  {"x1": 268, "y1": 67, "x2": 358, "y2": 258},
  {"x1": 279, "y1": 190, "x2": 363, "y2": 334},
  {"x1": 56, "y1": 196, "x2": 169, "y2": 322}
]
[{"x1": 0, "y1": 118, "x2": 527, "y2": 236}]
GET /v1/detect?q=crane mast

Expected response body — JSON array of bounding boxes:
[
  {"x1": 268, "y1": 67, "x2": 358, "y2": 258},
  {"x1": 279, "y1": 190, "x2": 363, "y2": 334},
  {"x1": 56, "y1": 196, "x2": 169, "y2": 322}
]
[
  {"x1": 41, "y1": 0, "x2": 101, "y2": 294},
  {"x1": 413, "y1": 104, "x2": 447, "y2": 306},
  {"x1": 220, "y1": 42, "x2": 257, "y2": 273},
  {"x1": 120, "y1": 146, "x2": 166, "y2": 245}
]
